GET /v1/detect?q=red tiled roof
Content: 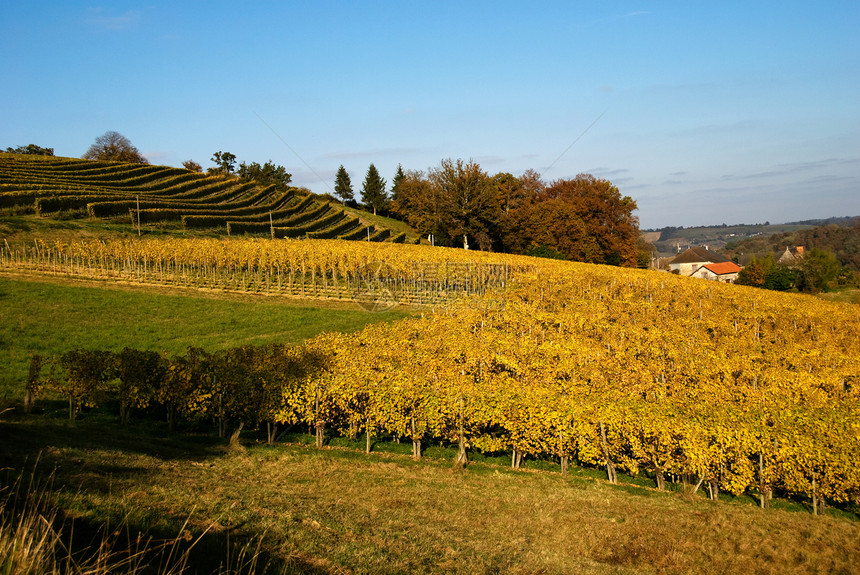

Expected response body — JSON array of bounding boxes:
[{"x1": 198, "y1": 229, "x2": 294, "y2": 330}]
[{"x1": 702, "y1": 262, "x2": 742, "y2": 275}]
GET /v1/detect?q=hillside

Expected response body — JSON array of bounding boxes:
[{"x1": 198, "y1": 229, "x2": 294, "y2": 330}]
[
  {"x1": 0, "y1": 153, "x2": 409, "y2": 243},
  {"x1": 2, "y1": 239, "x2": 859, "y2": 573},
  {"x1": 2, "y1": 155, "x2": 859, "y2": 573},
  {"x1": 722, "y1": 218, "x2": 860, "y2": 270},
  {"x1": 646, "y1": 222, "x2": 818, "y2": 256}
]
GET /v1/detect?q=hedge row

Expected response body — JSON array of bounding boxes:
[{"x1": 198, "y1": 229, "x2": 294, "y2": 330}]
[
  {"x1": 182, "y1": 191, "x2": 302, "y2": 229},
  {"x1": 338, "y1": 225, "x2": 375, "y2": 241},
  {"x1": 368, "y1": 228, "x2": 392, "y2": 242},
  {"x1": 276, "y1": 201, "x2": 330, "y2": 227},
  {"x1": 88, "y1": 186, "x2": 282, "y2": 219},
  {"x1": 307, "y1": 216, "x2": 362, "y2": 240},
  {"x1": 222, "y1": 201, "x2": 327, "y2": 235},
  {"x1": 36, "y1": 195, "x2": 118, "y2": 214},
  {"x1": 0, "y1": 191, "x2": 41, "y2": 210}
]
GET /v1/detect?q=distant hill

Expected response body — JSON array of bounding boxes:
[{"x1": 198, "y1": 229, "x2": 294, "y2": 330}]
[
  {"x1": 644, "y1": 222, "x2": 820, "y2": 257},
  {"x1": 0, "y1": 153, "x2": 406, "y2": 243},
  {"x1": 721, "y1": 218, "x2": 860, "y2": 270},
  {"x1": 784, "y1": 216, "x2": 859, "y2": 227}
]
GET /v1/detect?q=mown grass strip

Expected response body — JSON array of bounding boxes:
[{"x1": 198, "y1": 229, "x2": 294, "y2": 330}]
[{"x1": 1, "y1": 413, "x2": 858, "y2": 575}]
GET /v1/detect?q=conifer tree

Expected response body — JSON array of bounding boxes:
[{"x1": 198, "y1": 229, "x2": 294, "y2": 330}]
[
  {"x1": 334, "y1": 165, "x2": 354, "y2": 204},
  {"x1": 361, "y1": 163, "x2": 387, "y2": 216},
  {"x1": 390, "y1": 163, "x2": 406, "y2": 205}
]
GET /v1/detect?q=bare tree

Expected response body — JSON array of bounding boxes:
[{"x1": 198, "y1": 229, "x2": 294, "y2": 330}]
[{"x1": 82, "y1": 131, "x2": 148, "y2": 163}]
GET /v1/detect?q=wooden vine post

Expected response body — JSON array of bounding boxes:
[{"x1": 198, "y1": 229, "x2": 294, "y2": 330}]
[
  {"x1": 453, "y1": 396, "x2": 468, "y2": 468},
  {"x1": 314, "y1": 382, "x2": 325, "y2": 449},
  {"x1": 599, "y1": 420, "x2": 617, "y2": 484}
]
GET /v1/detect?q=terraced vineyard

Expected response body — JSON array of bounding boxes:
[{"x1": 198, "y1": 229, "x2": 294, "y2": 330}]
[{"x1": 0, "y1": 153, "x2": 404, "y2": 242}]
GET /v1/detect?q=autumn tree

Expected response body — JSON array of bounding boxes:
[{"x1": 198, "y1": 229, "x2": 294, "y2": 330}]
[
  {"x1": 429, "y1": 158, "x2": 498, "y2": 250},
  {"x1": 514, "y1": 198, "x2": 603, "y2": 261},
  {"x1": 553, "y1": 175, "x2": 639, "y2": 265},
  {"x1": 737, "y1": 254, "x2": 774, "y2": 287},
  {"x1": 389, "y1": 170, "x2": 451, "y2": 244},
  {"x1": 6, "y1": 144, "x2": 54, "y2": 155},
  {"x1": 797, "y1": 248, "x2": 841, "y2": 293},
  {"x1": 82, "y1": 131, "x2": 148, "y2": 164},
  {"x1": 182, "y1": 160, "x2": 202, "y2": 172},
  {"x1": 361, "y1": 163, "x2": 388, "y2": 216},
  {"x1": 493, "y1": 172, "x2": 534, "y2": 215},
  {"x1": 237, "y1": 160, "x2": 292, "y2": 190},
  {"x1": 495, "y1": 170, "x2": 543, "y2": 252},
  {"x1": 334, "y1": 165, "x2": 354, "y2": 204},
  {"x1": 500, "y1": 174, "x2": 639, "y2": 265}
]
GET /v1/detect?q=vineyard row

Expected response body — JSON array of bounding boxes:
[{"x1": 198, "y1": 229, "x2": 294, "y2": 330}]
[
  {"x1": 28, "y1": 334, "x2": 859, "y2": 515},
  {"x1": 0, "y1": 239, "x2": 513, "y2": 304}
]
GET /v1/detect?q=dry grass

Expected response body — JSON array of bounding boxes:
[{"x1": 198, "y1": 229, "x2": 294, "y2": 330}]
[
  {"x1": 0, "y1": 467, "x2": 275, "y2": 574},
  {"x1": 1, "y1": 417, "x2": 858, "y2": 575}
]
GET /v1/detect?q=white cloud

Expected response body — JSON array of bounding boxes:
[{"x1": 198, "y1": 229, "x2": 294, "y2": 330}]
[
  {"x1": 143, "y1": 150, "x2": 169, "y2": 164},
  {"x1": 587, "y1": 167, "x2": 630, "y2": 177},
  {"x1": 86, "y1": 8, "x2": 141, "y2": 30},
  {"x1": 720, "y1": 157, "x2": 859, "y2": 182},
  {"x1": 474, "y1": 155, "x2": 506, "y2": 166}
]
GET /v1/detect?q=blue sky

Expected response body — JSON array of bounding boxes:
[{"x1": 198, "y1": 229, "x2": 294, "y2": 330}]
[{"x1": 2, "y1": 1, "x2": 858, "y2": 229}]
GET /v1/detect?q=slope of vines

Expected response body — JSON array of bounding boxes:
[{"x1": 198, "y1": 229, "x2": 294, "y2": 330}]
[
  {"x1": 0, "y1": 153, "x2": 396, "y2": 242},
  {"x1": 13, "y1": 236, "x2": 860, "y2": 511}
]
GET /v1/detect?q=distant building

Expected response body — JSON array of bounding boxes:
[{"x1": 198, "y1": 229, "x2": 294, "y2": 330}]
[
  {"x1": 667, "y1": 246, "x2": 733, "y2": 276},
  {"x1": 778, "y1": 246, "x2": 805, "y2": 266},
  {"x1": 690, "y1": 261, "x2": 743, "y2": 283}
]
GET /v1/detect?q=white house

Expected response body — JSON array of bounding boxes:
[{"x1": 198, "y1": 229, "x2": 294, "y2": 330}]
[
  {"x1": 690, "y1": 261, "x2": 743, "y2": 283},
  {"x1": 668, "y1": 246, "x2": 733, "y2": 276}
]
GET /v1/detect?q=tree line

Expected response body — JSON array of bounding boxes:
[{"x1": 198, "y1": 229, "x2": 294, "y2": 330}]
[
  {"x1": 727, "y1": 220, "x2": 860, "y2": 276},
  {"x1": 26, "y1": 345, "x2": 325, "y2": 443},
  {"x1": 331, "y1": 159, "x2": 643, "y2": 266},
  {"x1": 735, "y1": 244, "x2": 857, "y2": 293},
  {"x1": 4, "y1": 144, "x2": 54, "y2": 156}
]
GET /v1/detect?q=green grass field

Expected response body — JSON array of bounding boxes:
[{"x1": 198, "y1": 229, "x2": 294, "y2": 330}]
[{"x1": 0, "y1": 273, "x2": 411, "y2": 401}]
